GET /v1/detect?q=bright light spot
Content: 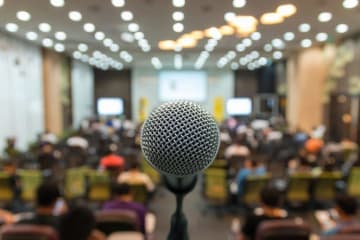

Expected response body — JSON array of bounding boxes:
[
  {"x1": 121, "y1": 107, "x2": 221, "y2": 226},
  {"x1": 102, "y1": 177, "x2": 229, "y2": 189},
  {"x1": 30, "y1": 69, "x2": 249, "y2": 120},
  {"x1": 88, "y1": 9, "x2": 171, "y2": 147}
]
[
  {"x1": 83, "y1": 23, "x2": 95, "y2": 32},
  {"x1": 121, "y1": 11, "x2": 133, "y2": 21},
  {"x1": 55, "y1": 31, "x2": 67, "y2": 41},
  {"x1": 6, "y1": 23, "x2": 18, "y2": 32},
  {"x1": 111, "y1": 0, "x2": 125, "y2": 7},
  {"x1": 251, "y1": 32, "x2": 261, "y2": 41},
  {"x1": 68, "y1": 11, "x2": 82, "y2": 21},
  {"x1": 95, "y1": 31, "x2": 105, "y2": 40},
  {"x1": 316, "y1": 32, "x2": 328, "y2": 42},
  {"x1": 50, "y1": 0, "x2": 64, "y2": 7},
  {"x1": 301, "y1": 39, "x2": 312, "y2": 48},
  {"x1": 134, "y1": 31, "x2": 144, "y2": 40},
  {"x1": 39, "y1": 23, "x2": 51, "y2": 32},
  {"x1": 343, "y1": 0, "x2": 358, "y2": 8},
  {"x1": 273, "y1": 51, "x2": 283, "y2": 59},
  {"x1": 54, "y1": 43, "x2": 65, "y2": 52},
  {"x1": 172, "y1": 0, "x2": 185, "y2": 7},
  {"x1": 283, "y1": 32, "x2": 295, "y2": 41},
  {"x1": 336, "y1": 24, "x2": 349, "y2": 33},
  {"x1": 264, "y1": 44, "x2": 272, "y2": 52},
  {"x1": 298, "y1": 23, "x2": 311, "y2": 32},
  {"x1": 128, "y1": 23, "x2": 140, "y2": 32},
  {"x1": 78, "y1": 43, "x2": 88, "y2": 52},
  {"x1": 173, "y1": 23, "x2": 184, "y2": 32},
  {"x1": 17, "y1": 11, "x2": 31, "y2": 21},
  {"x1": 224, "y1": 12, "x2": 236, "y2": 22},
  {"x1": 318, "y1": 12, "x2": 332, "y2": 22},
  {"x1": 172, "y1": 11, "x2": 184, "y2": 21},
  {"x1": 42, "y1": 38, "x2": 54, "y2": 48},
  {"x1": 26, "y1": 32, "x2": 38, "y2": 41},
  {"x1": 233, "y1": 0, "x2": 246, "y2": 8}
]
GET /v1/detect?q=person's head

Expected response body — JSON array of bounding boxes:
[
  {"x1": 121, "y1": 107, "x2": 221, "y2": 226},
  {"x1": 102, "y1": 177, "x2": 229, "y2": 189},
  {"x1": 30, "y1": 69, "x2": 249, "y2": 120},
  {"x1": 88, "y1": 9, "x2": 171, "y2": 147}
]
[
  {"x1": 244, "y1": 159, "x2": 257, "y2": 169},
  {"x1": 335, "y1": 195, "x2": 357, "y2": 217},
  {"x1": 36, "y1": 182, "x2": 60, "y2": 209},
  {"x1": 260, "y1": 186, "x2": 283, "y2": 208},
  {"x1": 112, "y1": 183, "x2": 132, "y2": 200},
  {"x1": 59, "y1": 206, "x2": 96, "y2": 240},
  {"x1": 129, "y1": 161, "x2": 140, "y2": 171}
]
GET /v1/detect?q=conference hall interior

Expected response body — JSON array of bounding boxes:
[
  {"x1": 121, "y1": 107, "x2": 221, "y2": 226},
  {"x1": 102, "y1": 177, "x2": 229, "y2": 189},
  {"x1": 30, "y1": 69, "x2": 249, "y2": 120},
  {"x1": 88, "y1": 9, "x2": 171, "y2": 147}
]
[{"x1": 0, "y1": 0, "x2": 359, "y2": 239}]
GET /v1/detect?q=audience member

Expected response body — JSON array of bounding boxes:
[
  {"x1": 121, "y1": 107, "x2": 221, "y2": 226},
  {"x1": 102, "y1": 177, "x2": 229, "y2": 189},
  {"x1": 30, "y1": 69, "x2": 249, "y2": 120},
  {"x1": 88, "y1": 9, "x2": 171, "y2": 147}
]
[
  {"x1": 236, "y1": 159, "x2": 265, "y2": 197},
  {"x1": 118, "y1": 161, "x2": 155, "y2": 193},
  {"x1": 3, "y1": 137, "x2": 21, "y2": 160},
  {"x1": 103, "y1": 183, "x2": 147, "y2": 233},
  {"x1": 224, "y1": 135, "x2": 251, "y2": 159},
  {"x1": 240, "y1": 186, "x2": 288, "y2": 240},
  {"x1": 37, "y1": 143, "x2": 59, "y2": 171},
  {"x1": 99, "y1": 144, "x2": 125, "y2": 170},
  {"x1": 59, "y1": 206, "x2": 105, "y2": 240}
]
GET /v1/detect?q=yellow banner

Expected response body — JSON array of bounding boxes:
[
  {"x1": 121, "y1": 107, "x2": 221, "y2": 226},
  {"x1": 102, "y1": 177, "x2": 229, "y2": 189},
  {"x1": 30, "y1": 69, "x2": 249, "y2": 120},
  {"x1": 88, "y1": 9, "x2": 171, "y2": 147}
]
[
  {"x1": 138, "y1": 97, "x2": 148, "y2": 122},
  {"x1": 213, "y1": 97, "x2": 224, "y2": 123}
]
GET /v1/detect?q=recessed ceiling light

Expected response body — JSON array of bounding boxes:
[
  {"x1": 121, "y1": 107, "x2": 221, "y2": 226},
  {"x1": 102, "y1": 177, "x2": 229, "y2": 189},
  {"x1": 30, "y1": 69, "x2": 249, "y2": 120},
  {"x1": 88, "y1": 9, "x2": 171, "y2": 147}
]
[
  {"x1": 231, "y1": 62, "x2": 239, "y2": 70},
  {"x1": 298, "y1": 23, "x2": 311, "y2": 32},
  {"x1": 172, "y1": 0, "x2": 185, "y2": 7},
  {"x1": 121, "y1": 11, "x2": 133, "y2": 21},
  {"x1": 276, "y1": 4, "x2": 297, "y2": 17},
  {"x1": 42, "y1": 38, "x2": 54, "y2": 48},
  {"x1": 0, "y1": 0, "x2": 4, "y2": 7},
  {"x1": 173, "y1": 23, "x2": 184, "y2": 32},
  {"x1": 142, "y1": 45, "x2": 151, "y2": 52},
  {"x1": 258, "y1": 57, "x2": 268, "y2": 66},
  {"x1": 110, "y1": 43, "x2": 120, "y2": 52},
  {"x1": 272, "y1": 38, "x2": 285, "y2": 49},
  {"x1": 78, "y1": 43, "x2": 88, "y2": 52},
  {"x1": 236, "y1": 43, "x2": 245, "y2": 52},
  {"x1": 336, "y1": 24, "x2": 349, "y2": 33},
  {"x1": 83, "y1": 23, "x2": 95, "y2": 33},
  {"x1": 54, "y1": 43, "x2": 65, "y2": 52},
  {"x1": 301, "y1": 39, "x2": 312, "y2": 48},
  {"x1": 26, "y1": 31, "x2": 38, "y2": 41},
  {"x1": 261, "y1": 12, "x2": 284, "y2": 24},
  {"x1": 283, "y1": 32, "x2": 295, "y2": 41},
  {"x1": 318, "y1": 12, "x2": 332, "y2": 22},
  {"x1": 233, "y1": 0, "x2": 246, "y2": 8},
  {"x1": 94, "y1": 31, "x2": 105, "y2": 40},
  {"x1": 6, "y1": 23, "x2": 18, "y2": 32},
  {"x1": 316, "y1": 32, "x2": 328, "y2": 42},
  {"x1": 172, "y1": 11, "x2": 184, "y2": 21},
  {"x1": 250, "y1": 51, "x2": 259, "y2": 59},
  {"x1": 112, "y1": 0, "x2": 125, "y2": 7},
  {"x1": 55, "y1": 31, "x2": 67, "y2": 41},
  {"x1": 73, "y1": 51, "x2": 82, "y2": 59},
  {"x1": 273, "y1": 51, "x2": 283, "y2": 59},
  {"x1": 121, "y1": 32, "x2": 134, "y2": 42},
  {"x1": 264, "y1": 44, "x2": 272, "y2": 52},
  {"x1": 242, "y1": 38, "x2": 252, "y2": 47},
  {"x1": 251, "y1": 32, "x2": 261, "y2": 41},
  {"x1": 134, "y1": 31, "x2": 144, "y2": 40},
  {"x1": 39, "y1": 23, "x2": 52, "y2": 32},
  {"x1": 219, "y1": 25, "x2": 234, "y2": 35},
  {"x1": 17, "y1": 11, "x2": 31, "y2": 21},
  {"x1": 224, "y1": 12, "x2": 236, "y2": 22},
  {"x1": 138, "y1": 39, "x2": 148, "y2": 47},
  {"x1": 68, "y1": 11, "x2": 82, "y2": 21},
  {"x1": 50, "y1": 0, "x2": 64, "y2": 7},
  {"x1": 128, "y1": 23, "x2": 140, "y2": 32},
  {"x1": 103, "y1": 38, "x2": 113, "y2": 47},
  {"x1": 343, "y1": 0, "x2": 359, "y2": 8}
]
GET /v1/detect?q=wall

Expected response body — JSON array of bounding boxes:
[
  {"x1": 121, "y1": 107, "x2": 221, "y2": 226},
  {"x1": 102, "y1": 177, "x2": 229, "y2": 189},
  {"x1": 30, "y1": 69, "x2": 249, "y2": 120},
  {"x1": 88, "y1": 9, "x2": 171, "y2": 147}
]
[
  {"x1": 131, "y1": 68, "x2": 235, "y2": 121},
  {"x1": 234, "y1": 70, "x2": 257, "y2": 97},
  {"x1": 71, "y1": 60, "x2": 94, "y2": 128},
  {"x1": 0, "y1": 32, "x2": 44, "y2": 151}
]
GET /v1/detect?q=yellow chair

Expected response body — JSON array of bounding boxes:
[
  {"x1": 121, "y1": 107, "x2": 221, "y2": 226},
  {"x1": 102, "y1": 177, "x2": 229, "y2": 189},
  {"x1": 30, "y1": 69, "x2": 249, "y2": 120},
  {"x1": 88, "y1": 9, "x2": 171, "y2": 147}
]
[
  {"x1": 18, "y1": 170, "x2": 42, "y2": 202},
  {"x1": 64, "y1": 167, "x2": 88, "y2": 199},
  {"x1": 348, "y1": 167, "x2": 360, "y2": 197},
  {"x1": 203, "y1": 168, "x2": 228, "y2": 204},
  {"x1": 87, "y1": 170, "x2": 111, "y2": 202},
  {"x1": 0, "y1": 172, "x2": 14, "y2": 202},
  {"x1": 129, "y1": 183, "x2": 148, "y2": 205},
  {"x1": 209, "y1": 159, "x2": 228, "y2": 169},
  {"x1": 286, "y1": 172, "x2": 313, "y2": 204},
  {"x1": 242, "y1": 174, "x2": 270, "y2": 206},
  {"x1": 313, "y1": 171, "x2": 342, "y2": 202}
]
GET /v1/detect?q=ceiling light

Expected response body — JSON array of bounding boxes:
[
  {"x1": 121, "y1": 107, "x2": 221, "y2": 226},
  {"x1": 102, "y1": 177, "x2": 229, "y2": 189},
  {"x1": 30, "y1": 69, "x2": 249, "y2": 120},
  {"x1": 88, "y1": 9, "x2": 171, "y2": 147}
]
[
  {"x1": 264, "y1": 44, "x2": 272, "y2": 52},
  {"x1": 95, "y1": 31, "x2": 105, "y2": 40},
  {"x1": 229, "y1": 16, "x2": 258, "y2": 36},
  {"x1": 111, "y1": 0, "x2": 125, "y2": 7},
  {"x1": 301, "y1": 39, "x2": 312, "y2": 48},
  {"x1": 50, "y1": 0, "x2": 64, "y2": 7},
  {"x1": 39, "y1": 23, "x2": 51, "y2": 32},
  {"x1": 250, "y1": 51, "x2": 259, "y2": 59},
  {"x1": 343, "y1": 0, "x2": 359, "y2": 8},
  {"x1": 273, "y1": 51, "x2": 283, "y2": 59},
  {"x1": 219, "y1": 25, "x2": 235, "y2": 35},
  {"x1": 103, "y1": 38, "x2": 113, "y2": 47},
  {"x1": 242, "y1": 38, "x2": 252, "y2": 47},
  {"x1": 173, "y1": 23, "x2": 184, "y2": 32},
  {"x1": 205, "y1": 27, "x2": 222, "y2": 39},
  {"x1": 224, "y1": 12, "x2": 236, "y2": 22},
  {"x1": 138, "y1": 39, "x2": 148, "y2": 47},
  {"x1": 0, "y1": 0, "x2": 4, "y2": 7},
  {"x1": 42, "y1": 38, "x2": 54, "y2": 48},
  {"x1": 6, "y1": 23, "x2": 18, "y2": 32},
  {"x1": 299, "y1": 23, "x2": 311, "y2": 32},
  {"x1": 258, "y1": 57, "x2": 268, "y2": 66},
  {"x1": 80, "y1": 55, "x2": 89, "y2": 62},
  {"x1": 316, "y1": 32, "x2": 328, "y2": 42},
  {"x1": 142, "y1": 45, "x2": 151, "y2": 52},
  {"x1": 177, "y1": 35, "x2": 197, "y2": 48},
  {"x1": 17, "y1": 11, "x2": 31, "y2": 21},
  {"x1": 336, "y1": 24, "x2": 349, "y2": 33},
  {"x1": 26, "y1": 31, "x2": 38, "y2": 41},
  {"x1": 276, "y1": 4, "x2": 297, "y2": 17},
  {"x1": 54, "y1": 43, "x2": 65, "y2": 52},
  {"x1": 272, "y1": 38, "x2": 285, "y2": 49},
  {"x1": 174, "y1": 54, "x2": 183, "y2": 69},
  {"x1": 231, "y1": 62, "x2": 239, "y2": 70},
  {"x1": 151, "y1": 57, "x2": 162, "y2": 70},
  {"x1": 159, "y1": 40, "x2": 176, "y2": 50},
  {"x1": 318, "y1": 12, "x2": 332, "y2": 22},
  {"x1": 236, "y1": 43, "x2": 245, "y2": 52},
  {"x1": 233, "y1": 0, "x2": 246, "y2": 8},
  {"x1": 190, "y1": 30, "x2": 204, "y2": 39},
  {"x1": 260, "y1": 12, "x2": 284, "y2": 24},
  {"x1": 251, "y1": 32, "x2": 261, "y2": 40},
  {"x1": 68, "y1": 11, "x2": 82, "y2": 21},
  {"x1": 83, "y1": 23, "x2": 95, "y2": 32},
  {"x1": 54, "y1": 31, "x2": 66, "y2": 41},
  {"x1": 73, "y1": 51, "x2": 82, "y2": 59},
  {"x1": 134, "y1": 32, "x2": 144, "y2": 40},
  {"x1": 172, "y1": 11, "x2": 184, "y2": 21},
  {"x1": 172, "y1": 0, "x2": 185, "y2": 7},
  {"x1": 128, "y1": 23, "x2": 140, "y2": 32},
  {"x1": 121, "y1": 11, "x2": 133, "y2": 21},
  {"x1": 78, "y1": 43, "x2": 88, "y2": 52},
  {"x1": 239, "y1": 57, "x2": 248, "y2": 65},
  {"x1": 110, "y1": 44, "x2": 120, "y2": 52},
  {"x1": 283, "y1": 32, "x2": 295, "y2": 41}
]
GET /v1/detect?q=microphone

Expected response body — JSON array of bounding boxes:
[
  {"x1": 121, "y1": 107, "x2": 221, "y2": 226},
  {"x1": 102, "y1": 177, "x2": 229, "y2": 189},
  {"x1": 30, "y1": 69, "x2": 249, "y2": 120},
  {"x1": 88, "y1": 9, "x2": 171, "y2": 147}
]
[{"x1": 141, "y1": 100, "x2": 220, "y2": 240}]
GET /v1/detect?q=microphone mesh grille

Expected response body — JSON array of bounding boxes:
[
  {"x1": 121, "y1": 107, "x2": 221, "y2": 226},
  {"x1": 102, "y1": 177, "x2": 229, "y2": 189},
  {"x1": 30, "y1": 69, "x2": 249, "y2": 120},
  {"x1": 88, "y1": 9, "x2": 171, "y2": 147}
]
[{"x1": 140, "y1": 100, "x2": 220, "y2": 177}]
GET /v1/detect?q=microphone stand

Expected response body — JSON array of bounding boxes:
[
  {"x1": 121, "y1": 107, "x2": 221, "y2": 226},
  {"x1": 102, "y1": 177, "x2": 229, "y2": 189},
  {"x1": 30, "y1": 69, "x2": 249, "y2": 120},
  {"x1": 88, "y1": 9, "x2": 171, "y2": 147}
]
[{"x1": 163, "y1": 175, "x2": 197, "y2": 240}]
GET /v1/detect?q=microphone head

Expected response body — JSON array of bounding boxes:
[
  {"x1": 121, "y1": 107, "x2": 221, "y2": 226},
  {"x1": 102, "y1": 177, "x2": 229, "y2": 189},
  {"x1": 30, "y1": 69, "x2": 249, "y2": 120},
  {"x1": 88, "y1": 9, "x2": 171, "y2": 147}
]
[{"x1": 140, "y1": 100, "x2": 220, "y2": 177}]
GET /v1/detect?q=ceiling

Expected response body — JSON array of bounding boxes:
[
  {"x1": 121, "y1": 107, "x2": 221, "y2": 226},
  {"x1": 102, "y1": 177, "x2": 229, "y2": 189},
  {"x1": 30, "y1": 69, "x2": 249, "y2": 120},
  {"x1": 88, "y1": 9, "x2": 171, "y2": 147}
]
[{"x1": 0, "y1": 0, "x2": 359, "y2": 70}]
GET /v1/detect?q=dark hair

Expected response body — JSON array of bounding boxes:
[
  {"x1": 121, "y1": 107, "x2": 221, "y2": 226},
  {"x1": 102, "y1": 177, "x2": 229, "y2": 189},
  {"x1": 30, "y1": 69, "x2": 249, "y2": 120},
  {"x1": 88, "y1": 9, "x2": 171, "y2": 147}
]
[
  {"x1": 129, "y1": 161, "x2": 140, "y2": 169},
  {"x1": 260, "y1": 186, "x2": 283, "y2": 208},
  {"x1": 59, "y1": 206, "x2": 96, "y2": 240},
  {"x1": 36, "y1": 182, "x2": 60, "y2": 207},
  {"x1": 112, "y1": 183, "x2": 131, "y2": 196},
  {"x1": 336, "y1": 195, "x2": 357, "y2": 215}
]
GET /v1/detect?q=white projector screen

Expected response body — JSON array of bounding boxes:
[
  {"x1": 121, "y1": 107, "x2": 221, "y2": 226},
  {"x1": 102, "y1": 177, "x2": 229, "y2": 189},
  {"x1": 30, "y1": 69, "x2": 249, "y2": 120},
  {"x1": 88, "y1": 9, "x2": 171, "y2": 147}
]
[
  {"x1": 97, "y1": 98, "x2": 124, "y2": 116},
  {"x1": 226, "y1": 98, "x2": 252, "y2": 116},
  {"x1": 159, "y1": 71, "x2": 207, "y2": 101}
]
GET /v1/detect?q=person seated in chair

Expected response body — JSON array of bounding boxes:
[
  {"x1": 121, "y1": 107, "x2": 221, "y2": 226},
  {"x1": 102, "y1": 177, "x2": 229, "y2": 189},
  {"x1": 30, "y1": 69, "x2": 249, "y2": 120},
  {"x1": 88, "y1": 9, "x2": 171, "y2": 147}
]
[
  {"x1": 102, "y1": 183, "x2": 147, "y2": 233},
  {"x1": 240, "y1": 185, "x2": 288, "y2": 240}
]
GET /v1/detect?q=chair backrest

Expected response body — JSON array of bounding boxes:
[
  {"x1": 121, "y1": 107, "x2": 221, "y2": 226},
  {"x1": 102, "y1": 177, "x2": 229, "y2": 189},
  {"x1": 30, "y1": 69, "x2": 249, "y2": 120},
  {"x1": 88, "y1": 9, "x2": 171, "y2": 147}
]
[
  {"x1": 18, "y1": 170, "x2": 43, "y2": 202},
  {"x1": 95, "y1": 210, "x2": 140, "y2": 236},
  {"x1": 209, "y1": 159, "x2": 228, "y2": 169},
  {"x1": 347, "y1": 167, "x2": 360, "y2": 197},
  {"x1": 255, "y1": 219, "x2": 311, "y2": 240},
  {"x1": 129, "y1": 184, "x2": 148, "y2": 205},
  {"x1": 203, "y1": 168, "x2": 228, "y2": 203},
  {"x1": 313, "y1": 171, "x2": 342, "y2": 201},
  {"x1": 0, "y1": 224, "x2": 58, "y2": 240},
  {"x1": 242, "y1": 174, "x2": 270, "y2": 206},
  {"x1": 339, "y1": 224, "x2": 360, "y2": 234},
  {"x1": 286, "y1": 172, "x2": 313, "y2": 203},
  {"x1": 107, "y1": 231, "x2": 144, "y2": 240},
  {"x1": 0, "y1": 172, "x2": 14, "y2": 202},
  {"x1": 87, "y1": 170, "x2": 111, "y2": 202},
  {"x1": 321, "y1": 235, "x2": 360, "y2": 240},
  {"x1": 64, "y1": 167, "x2": 88, "y2": 199}
]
